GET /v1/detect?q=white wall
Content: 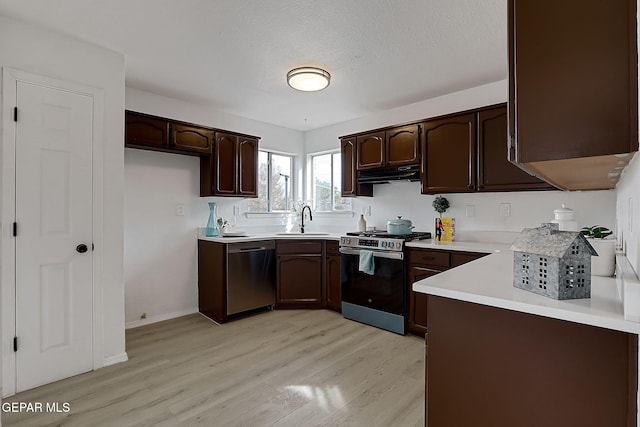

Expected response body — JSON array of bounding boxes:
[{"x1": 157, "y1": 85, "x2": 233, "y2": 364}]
[
  {"x1": 124, "y1": 88, "x2": 305, "y2": 326},
  {"x1": 616, "y1": 152, "x2": 640, "y2": 273},
  {"x1": 0, "y1": 15, "x2": 126, "y2": 363}
]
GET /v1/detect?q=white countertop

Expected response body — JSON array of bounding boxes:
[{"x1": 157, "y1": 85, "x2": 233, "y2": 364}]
[
  {"x1": 406, "y1": 239, "x2": 510, "y2": 253},
  {"x1": 413, "y1": 250, "x2": 640, "y2": 334},
  {"x1": 197, "y1": 229, "x2": 341, "y2": 243}
]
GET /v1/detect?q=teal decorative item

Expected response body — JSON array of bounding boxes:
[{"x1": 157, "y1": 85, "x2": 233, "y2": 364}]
[{"x1": 205, "y1": 202, "x2": 219, "y2": 237}]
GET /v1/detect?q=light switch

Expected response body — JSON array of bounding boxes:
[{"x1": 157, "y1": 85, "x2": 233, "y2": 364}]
[
  {"x1": 176, "y1": 204, "x2": 185, "y2": 216},
  {"x1": 499, "y1": 203, "x2": 511, "y2": 217}
]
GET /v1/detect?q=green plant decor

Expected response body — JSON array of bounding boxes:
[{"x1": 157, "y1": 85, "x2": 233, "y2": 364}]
[
  {"x1": 432, "y1": 196, "x2": 450, "y2": 218},
  {"x1": 580, "y1": 226, "x2": 613, "y2": 239}
]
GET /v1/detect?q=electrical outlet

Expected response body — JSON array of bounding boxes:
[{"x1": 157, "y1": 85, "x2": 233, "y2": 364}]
[
  {"x1": 233, "y1": 204, "x2": 240, "y2": 216},
  {"x1": 176, "y1": 204, "x2": 185, "y2": 216},
  {"x1": 465, "y1": 205, "x2": 475, "y2": 217},
  {"x1": 366, "y1": 205, "x2": 372, "y2": 216},
  {"x1": 499, "y1": 203, "x2": 511, "y2": 217},
  {"x1": 140, "y1": 313, "x2": 147, "y2": 320}
]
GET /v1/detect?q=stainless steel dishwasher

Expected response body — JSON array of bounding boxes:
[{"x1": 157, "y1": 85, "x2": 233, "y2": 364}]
[{"x1": 226, "y1": 240, "x2": 276, "y2": 316}]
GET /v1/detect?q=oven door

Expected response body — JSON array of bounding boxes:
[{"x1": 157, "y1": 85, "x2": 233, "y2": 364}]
[{"x1": 340, "y1": 248, "x2": 405, "y2": 315}]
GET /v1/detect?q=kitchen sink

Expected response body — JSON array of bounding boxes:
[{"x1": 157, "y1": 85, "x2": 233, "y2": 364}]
[{"x1": 275, "y1": 232, "x2": 330, "y2": 236}]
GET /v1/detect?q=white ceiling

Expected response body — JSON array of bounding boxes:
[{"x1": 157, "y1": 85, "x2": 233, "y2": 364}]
[{"x1": 0, "y1": 0, "x2": 507, "y2": 131}]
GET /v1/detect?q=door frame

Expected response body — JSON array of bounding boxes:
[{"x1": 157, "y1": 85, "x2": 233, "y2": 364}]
[{"x1": 1, "y1": 67, "x2": 105, "y2": 397}]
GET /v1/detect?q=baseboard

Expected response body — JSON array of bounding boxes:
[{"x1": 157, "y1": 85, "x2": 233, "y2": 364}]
[
  {"x1": 103, "y1": 352, "x2": 128, "y2": 367},
  {"x1": 125, "y1": 307, "x2": 199, "y2": 329}
]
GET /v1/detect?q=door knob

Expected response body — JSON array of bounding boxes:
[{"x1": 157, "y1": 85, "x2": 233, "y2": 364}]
[{"x1": 76, "y1": 244, "x2": 88, "y2": 253}]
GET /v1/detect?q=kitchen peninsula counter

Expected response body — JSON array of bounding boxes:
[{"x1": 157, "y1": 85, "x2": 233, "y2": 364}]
[
  {"x1": 413, "y1": 250, "x2": 639, "y2": 333},
  {"x1": 414, "y1": 249, "x2": 639, "y2": 427}
]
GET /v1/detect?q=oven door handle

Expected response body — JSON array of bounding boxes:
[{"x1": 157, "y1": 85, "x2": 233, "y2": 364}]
[{"x1": 339, "y1": 247, "x2": 404, "y2": 260}]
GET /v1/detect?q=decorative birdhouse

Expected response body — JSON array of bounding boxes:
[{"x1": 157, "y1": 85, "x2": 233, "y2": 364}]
[{"x1": 510, "y1": 223, "x2": 597, "y2": 300}]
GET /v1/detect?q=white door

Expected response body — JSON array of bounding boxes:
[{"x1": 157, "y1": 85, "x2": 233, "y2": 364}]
[{"x1": 15, "y1": 81, "x2": 94, "y2": 392}]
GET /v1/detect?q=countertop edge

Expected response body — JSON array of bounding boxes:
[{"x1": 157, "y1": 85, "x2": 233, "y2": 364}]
[{"x1": 413, "y1": 251, "x2": 640, "y2": 335}]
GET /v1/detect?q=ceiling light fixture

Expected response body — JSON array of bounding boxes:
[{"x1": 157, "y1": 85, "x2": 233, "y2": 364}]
[{"x1": 287, "y1": 67, "x2": 331, "y2": 91}]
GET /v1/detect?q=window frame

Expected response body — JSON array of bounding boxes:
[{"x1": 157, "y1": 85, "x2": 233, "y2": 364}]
[
  {"x1": 249, "y1": 149, "x2": 295, "y2": 213},
  {"x1": 308, "y1": 150, "x2": 352, "y2": 213}
]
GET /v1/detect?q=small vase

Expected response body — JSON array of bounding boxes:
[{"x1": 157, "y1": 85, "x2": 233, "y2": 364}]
[
  {"x1": 588, "y1": 238, "x2": 616, "y2": 277},
  {"x1": 205, "y1": 202, "x2": 219, "y2": 237}
]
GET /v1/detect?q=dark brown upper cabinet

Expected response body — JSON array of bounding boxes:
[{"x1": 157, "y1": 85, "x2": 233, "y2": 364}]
[
  {"x1": 478, "y1": 106, "x2": 552, "y2": 191},
  {"x1": 508, "y1": 0, "x2": 638, "y2": 190},
  {"x1": 201, "y1": 132, "x2": 258, "y2": 197},
  {"x1": 341, "y1": 137, "x2": 373, "y2": 197},
  {"x1": 169, "y1": 123, "x2": 214, "y2": 155},
  {"x1": 421, "y1": 105, "x2": 554, "y2": 195},
  {"x1": 356, "y1": 126, "x2": 420, "y2": 170},
  {"x1": 126, "y1": 110, "x2": 213, "y2": 156},
  {"x1": 356, "y1": 131, "x2": 385, "y2": 169},
  {"x1": 386, "y1": 125, "x2": 420, "y2": 167},
  {"x1": 422, "y1": 113, "x2": 476, "y2": 194},
  {"x1": 237, "y1": 136, "x2": 258, "y2": 196},
  {"x1": 125, "y1": 111, "x2": 169, "y2": 150}
]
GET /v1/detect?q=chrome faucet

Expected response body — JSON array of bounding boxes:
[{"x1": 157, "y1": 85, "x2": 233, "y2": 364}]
[{"x1": 300, "y1": 205, "x2": 313, "y2": 233}]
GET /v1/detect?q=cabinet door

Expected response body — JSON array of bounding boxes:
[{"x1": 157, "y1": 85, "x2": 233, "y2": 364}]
[
  {"x1": 386, "y1": 124, "x2": 420, "y2": 167},
  {"x1": 276, "y1": 255, "x2": 323, "y2": 308},
  {"x1": 478, "y1": 106, "x2": 553, "y2": 191},
  {"x1": 214, "y1": 132, "x2": 237, "y2": 195},
  {"x1": 341, "y1": 137, "x2": 357, "y2": 196},
  {"x1": 422, "y1": 113, "x2": 476, "y2": 194},
  {"x1": 407, "y1": 266, "x2": 441, "y2": 337},
  {"x1": 341, "y1": 137, "x2": 373, "y2": 197},
  {"x1": 238, "y1": 136, "x2": 258, "y2": 197},
  {"x1": 197, "y1": 240, "x2": 227, "y2": 323},
  {"x1": 169, "y1": 123, "x2": 213, "y2": 154},
  {"x1": 125, "y1": 111, "x2": 169, "y2": 149},
  {"x1": 326, "y1": 254, "x2": 341, "y2": 312},
  {"x1": 509, "y1": 0, "x2": 637, "y2": 163},
  {"x1": 356, "y1": 131, "x2": 385, "y2": 170}
]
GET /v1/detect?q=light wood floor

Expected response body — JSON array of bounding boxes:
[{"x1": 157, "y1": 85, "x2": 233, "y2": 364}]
[{"x1": 3, "y1": 310, "x2": 425, "y2": 426}]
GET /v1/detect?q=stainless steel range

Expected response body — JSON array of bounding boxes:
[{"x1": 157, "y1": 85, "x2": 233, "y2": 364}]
[{"x1": 339, "y1": 231, "x2": 431, "y2": 334}]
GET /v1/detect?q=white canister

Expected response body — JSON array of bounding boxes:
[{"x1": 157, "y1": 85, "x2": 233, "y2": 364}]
[{"x1": 551, "y1": 204, "x2": 578, "y2": 231}]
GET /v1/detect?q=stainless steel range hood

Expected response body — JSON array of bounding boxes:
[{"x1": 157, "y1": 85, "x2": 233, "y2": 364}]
[{"x1": 357, "y1": 164, "x2": 420, "y2": 184}]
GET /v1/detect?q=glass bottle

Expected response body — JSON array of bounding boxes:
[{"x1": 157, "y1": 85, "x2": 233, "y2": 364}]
[{"x1": 205, "y1": 202, "x2": 219, "y2": 237}]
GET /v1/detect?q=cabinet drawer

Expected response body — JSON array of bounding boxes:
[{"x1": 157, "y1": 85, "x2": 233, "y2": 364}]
[
  {"x1": 276, "y1": 240, "x2": 323, "y2": 255},
  {"x1": 408, "y1": 249, "x2": 450, "y2": 268},
  {"x1": 450, "y1": 252, "x2": 488, "y2": 268},
  {"x1": 326, "y1": 240, "x2": 339, "y2": 256}
]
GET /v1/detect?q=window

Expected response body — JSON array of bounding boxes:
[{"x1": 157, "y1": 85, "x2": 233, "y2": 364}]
[
  {"x1": 248, "y1": 151, "x2": 293, "y2": 212},
  {"x1": 310, "y1": 152, "x2": 351, "y2": 212}
]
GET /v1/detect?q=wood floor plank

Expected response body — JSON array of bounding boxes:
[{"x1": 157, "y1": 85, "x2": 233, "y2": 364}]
[{"x1": 3, "y1": 310, "x2": 424, "y2": 426}]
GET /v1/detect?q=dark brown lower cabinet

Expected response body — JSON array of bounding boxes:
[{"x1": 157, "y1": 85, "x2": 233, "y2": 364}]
[
  {"x1": 406, "y1": 248, "x2": 487, "y2": 336},
  {"x1": 197, "y1": 240, "x2": 226, "y2": 323},
  {"x1": 325, "y1": 241, "x2": 341, "y2": 312},
  {"x1": 426, "y1": 296, "x2": 638, "y2": 427},
  {"x1": 276, "y1": 240, "x2": 324, "y2": 308},
  {"x1": 407, "y1": 265, "x2": 441, "y2": 337}
]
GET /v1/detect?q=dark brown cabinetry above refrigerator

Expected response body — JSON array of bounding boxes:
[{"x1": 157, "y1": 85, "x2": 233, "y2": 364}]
[
  {"x1": 125, "y1": 110, "x2": 260, "y2": 197},
  {"x1": 508, "y1": 0, "x2": 638, "y2": 190}
]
